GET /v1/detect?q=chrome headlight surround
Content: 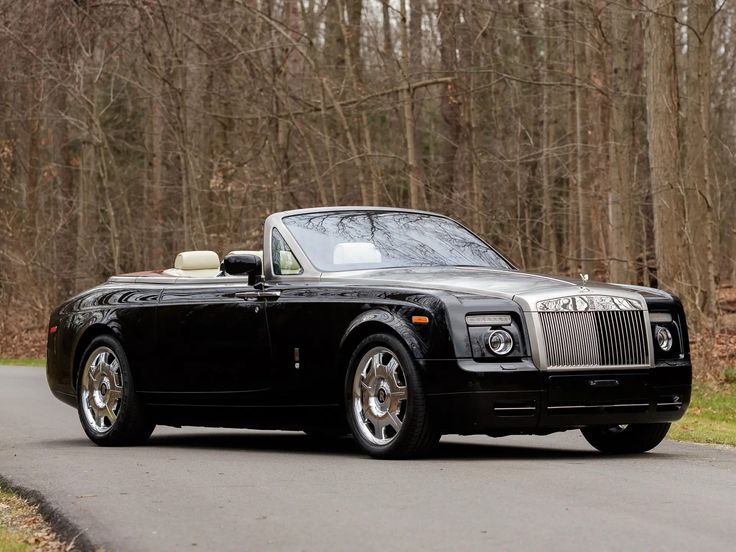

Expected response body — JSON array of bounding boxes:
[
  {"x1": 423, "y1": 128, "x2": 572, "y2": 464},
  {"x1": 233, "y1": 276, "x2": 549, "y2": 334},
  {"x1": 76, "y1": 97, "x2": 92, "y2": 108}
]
[
  {"x1": 464, "y1": 312, "x2": 523, "y2": 360},
  {"x1": 655, "y1": 325, "x2": 673, "y2": 352},
  {"x1": 487, "y1": 329, "x2": 514, "y2": 356},
  {"x1": 649, "y1": 311, "x2": 680, "y2": 358}
]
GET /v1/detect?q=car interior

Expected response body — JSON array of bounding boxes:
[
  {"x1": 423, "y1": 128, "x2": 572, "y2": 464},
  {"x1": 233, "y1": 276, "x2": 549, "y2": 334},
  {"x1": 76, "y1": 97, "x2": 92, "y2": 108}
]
[
  {"x1": 162, "y1": 249, "x2": 302, "y2": 278},
  {"x1": 163, "y1": 241, "x2": 386, "y2": 279}
]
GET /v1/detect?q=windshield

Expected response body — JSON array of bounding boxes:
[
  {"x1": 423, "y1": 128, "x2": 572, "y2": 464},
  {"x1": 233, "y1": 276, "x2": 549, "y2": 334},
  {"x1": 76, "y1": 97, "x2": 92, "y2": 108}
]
[{"x1": 282, "y1": 211, "x2": 513, "y2": 272}]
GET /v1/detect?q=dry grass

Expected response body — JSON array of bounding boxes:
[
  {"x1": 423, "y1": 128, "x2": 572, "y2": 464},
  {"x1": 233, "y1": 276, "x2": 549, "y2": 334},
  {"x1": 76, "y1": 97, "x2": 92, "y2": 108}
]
[
  {"x1": 0, "y1": 491, "x2": 69, "y2": 552},
  {"x1": 690, "y1": 331, "x2": 736, "y2": 383},
  {"x1": 0, "y1": 314, "x2": 46, "y2": 360},
  {"x1": 690, "y1": 286, "x2": 736, "y2": 383}
]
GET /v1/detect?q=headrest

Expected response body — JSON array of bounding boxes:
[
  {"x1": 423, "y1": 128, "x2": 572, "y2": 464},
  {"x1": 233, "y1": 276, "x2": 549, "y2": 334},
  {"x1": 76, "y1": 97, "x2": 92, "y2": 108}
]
[
  {"x1": 333, "y1": 242, "x2": 382, "y2": 265},
  {"x1": 174, "y1": 250, "x2": 220, "y2": 270}
]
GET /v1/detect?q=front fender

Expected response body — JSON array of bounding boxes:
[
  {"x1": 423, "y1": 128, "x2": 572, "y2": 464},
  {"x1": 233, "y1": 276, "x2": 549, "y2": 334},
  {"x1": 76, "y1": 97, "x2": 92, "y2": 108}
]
[{"x1": 340, "y1": 308, "x2": 430, "y2": 359}]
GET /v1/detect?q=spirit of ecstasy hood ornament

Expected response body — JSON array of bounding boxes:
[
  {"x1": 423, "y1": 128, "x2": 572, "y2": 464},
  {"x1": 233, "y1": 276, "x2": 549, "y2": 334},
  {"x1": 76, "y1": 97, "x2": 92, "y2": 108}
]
[{"x1": 579, "y1": 273, "x2": 590, "y2": 292}]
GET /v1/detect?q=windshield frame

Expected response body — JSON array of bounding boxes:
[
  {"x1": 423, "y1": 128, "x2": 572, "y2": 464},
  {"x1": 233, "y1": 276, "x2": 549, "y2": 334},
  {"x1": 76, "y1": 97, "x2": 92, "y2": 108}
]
[{"x1": 263, "y1": 207, "x2": 515, "y2": 281}]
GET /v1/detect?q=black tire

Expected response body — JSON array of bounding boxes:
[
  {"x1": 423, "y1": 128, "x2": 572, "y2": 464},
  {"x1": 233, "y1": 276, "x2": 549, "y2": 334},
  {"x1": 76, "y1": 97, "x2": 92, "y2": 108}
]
[
  {"x1": 76, "y1": 335, "x2": 155, "y2": 446},
  {"x1": 581, "y1": 423, "x2": 671, "y2": 454},
  {"x1": 345, "y1": 333, "x2": 440, "y2": 459}
]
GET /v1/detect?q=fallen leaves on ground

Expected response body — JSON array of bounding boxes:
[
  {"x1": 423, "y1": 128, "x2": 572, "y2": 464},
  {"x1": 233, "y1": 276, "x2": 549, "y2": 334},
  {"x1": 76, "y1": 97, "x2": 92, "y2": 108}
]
[{"x1": 0, "y1": 490, "x2": 73, "y2": 552}]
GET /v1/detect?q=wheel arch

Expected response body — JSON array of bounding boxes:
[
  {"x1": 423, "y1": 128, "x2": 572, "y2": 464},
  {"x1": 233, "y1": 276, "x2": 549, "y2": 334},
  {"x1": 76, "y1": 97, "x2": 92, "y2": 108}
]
[
  {"x1": 336, "y1": 310, "x2": 426, "y2": 378},
  {"x1": 338, "y1": 310, "x2": 442, "y2": 458},
  {"x1": 71, "y1": 324, "x2": 120, "y2": 391}
]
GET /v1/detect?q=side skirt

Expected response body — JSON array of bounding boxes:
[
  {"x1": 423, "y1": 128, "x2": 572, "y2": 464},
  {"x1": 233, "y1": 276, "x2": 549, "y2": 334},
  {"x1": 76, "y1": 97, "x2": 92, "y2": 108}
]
[{"x1": 147, "y1": 404, "x2": 344, "y2": 432}]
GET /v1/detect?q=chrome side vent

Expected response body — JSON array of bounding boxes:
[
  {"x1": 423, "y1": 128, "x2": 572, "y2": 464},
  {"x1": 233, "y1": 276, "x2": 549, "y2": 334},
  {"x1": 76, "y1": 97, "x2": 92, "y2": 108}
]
[
  {"x1": 539, "y1": 310, "x2": 650, "y2": 369},
  {"x1": 493, "y1": 401, "x2": 537, "y2": 417}
]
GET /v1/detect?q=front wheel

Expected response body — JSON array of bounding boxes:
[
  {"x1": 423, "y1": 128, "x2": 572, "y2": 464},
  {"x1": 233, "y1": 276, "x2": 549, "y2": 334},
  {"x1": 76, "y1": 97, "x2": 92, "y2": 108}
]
[
  {"x1": 581, "y1": 423, "x2": 671, "y2": 454},
  {"x1": 345, "y1": 333, "x2": 439, "y2": 459},
  {"x1": 77, "y1": 335, "x2": 155, "y2": 446}
]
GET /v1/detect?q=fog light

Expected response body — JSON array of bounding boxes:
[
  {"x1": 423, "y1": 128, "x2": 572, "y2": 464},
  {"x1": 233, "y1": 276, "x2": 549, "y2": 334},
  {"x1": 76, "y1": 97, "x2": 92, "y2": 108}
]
[
  {"x1": 655, "y1": 326, "x2": 673, "y2": 352},
  {"x1": 487, "y1": 330, "x2": 513, "y2": 356}
]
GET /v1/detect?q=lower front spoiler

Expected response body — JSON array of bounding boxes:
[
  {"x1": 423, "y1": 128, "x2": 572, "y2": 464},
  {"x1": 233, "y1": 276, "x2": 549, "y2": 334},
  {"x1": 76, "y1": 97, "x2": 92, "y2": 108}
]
[
  {"x1": 423, "y1": 359, "x2": 692, "y2": 435},
  {"x1": 428, "y1": 391, "x2": 690, "y2": 435}
]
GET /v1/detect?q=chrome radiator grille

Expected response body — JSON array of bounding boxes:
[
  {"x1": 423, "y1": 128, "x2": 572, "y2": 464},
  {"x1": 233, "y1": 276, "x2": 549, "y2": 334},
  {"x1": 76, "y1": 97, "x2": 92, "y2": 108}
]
[{"x1": 539, "y1": 310, "x2": 650, "y2": 368}]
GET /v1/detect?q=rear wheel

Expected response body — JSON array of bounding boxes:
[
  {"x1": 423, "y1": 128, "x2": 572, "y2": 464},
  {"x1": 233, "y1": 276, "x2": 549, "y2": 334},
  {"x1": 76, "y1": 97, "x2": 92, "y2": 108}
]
[
  {"x1": 345, "y1": 333, "x2": 439, "y2": 459},
  {"x1": 581, "y1": 423, "x2": 671, "y2": 454},
  {"x1": 77, "y1": 335, "x2": 155, "y2": 446}
]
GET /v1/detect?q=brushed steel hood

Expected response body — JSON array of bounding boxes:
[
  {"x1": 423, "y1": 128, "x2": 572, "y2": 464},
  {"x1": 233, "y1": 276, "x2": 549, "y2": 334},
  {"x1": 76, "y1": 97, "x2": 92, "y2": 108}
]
[{"x1": 322, "y1": 266, "x2": 668, "y2": 312}]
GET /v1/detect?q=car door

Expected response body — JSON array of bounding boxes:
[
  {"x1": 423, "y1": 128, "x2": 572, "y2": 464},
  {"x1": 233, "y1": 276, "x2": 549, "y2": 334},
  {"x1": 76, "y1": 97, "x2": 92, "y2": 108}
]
[
  {"x1": 264, "y1": 285, "x2": 365, "y2": 405},
  {"x1": 152, "y1": 282, "x2": 272, "y2": 403}
]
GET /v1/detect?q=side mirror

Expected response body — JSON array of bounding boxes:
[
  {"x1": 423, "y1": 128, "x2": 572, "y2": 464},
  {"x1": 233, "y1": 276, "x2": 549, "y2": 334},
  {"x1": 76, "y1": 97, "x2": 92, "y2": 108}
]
[{"x1": 222, "y1": 254, "x2": 262, "y2": 285}]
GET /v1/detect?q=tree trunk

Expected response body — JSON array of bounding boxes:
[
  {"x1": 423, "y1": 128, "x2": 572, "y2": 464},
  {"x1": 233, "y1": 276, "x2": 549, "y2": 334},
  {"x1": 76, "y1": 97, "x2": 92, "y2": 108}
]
[
  {"x1": 145, "y1": 44, "x2": 165, "y2": 268},
  {"x1": 437, "y1": 0, "x2": 462, "y2": 213},
  {"x1": 573, "y1": 2, "x2": 593, "y2": 276},
  {"x1": 644, "y1": 0, "x2": 686, "y2": 299},
  {"x1": 399, "y1": 0, "x2": 427, "y2": 209},
  {"x1": 608, "y1": 0, "x2": 638, "y2": 283},
  {"x1": 541, "y1": 6, "x2": 557, "y2": 272},
  {"x1": 683, "y1": 0, "x2": 719, "y2": 328}
]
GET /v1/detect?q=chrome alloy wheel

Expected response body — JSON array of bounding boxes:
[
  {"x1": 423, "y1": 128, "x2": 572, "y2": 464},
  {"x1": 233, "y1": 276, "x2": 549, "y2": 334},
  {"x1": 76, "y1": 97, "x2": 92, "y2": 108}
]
[
  {"x1": 80, "y1": 346, "x2": 123, "y2": 433},
  {"x1": 352, "y1": 347, "x2": 408, "y2": 445}
]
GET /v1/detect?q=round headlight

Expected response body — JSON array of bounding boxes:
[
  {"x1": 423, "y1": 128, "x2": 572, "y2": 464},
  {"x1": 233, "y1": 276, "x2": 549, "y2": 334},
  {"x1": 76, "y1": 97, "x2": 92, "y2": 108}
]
[
  {"x1": 655, "y1": 326, "x2": 673, "y2": 352},
  {"x1": 487, "y1": 329, "x2": 514, "y2": 356}
]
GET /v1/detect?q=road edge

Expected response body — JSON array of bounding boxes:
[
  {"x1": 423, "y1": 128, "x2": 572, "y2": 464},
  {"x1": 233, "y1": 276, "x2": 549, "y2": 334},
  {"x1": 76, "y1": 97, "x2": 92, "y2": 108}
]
[
  {"x1": 0, "y1": 474, "x2": 97, "y2": 552},
  {"x1": 667, "y1": 437, "x2": 736, "y2": 450}
]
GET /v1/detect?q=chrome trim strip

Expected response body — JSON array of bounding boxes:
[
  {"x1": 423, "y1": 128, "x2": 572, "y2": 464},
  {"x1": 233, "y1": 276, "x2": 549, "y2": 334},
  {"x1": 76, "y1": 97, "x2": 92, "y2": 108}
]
[
  {"x1": 546, "y1": 364, "x2": 650, "y2": 372},
  {"x1": 108, "y1": 275, "x2": 252, "y2": 285},
  {"x1": 547, "y1": 403, "x2": 650, "y2": 410}
]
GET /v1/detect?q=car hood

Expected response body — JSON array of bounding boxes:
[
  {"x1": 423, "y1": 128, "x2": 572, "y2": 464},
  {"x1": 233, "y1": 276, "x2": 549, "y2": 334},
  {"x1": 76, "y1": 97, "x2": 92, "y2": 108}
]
[{"x1": 321, "y1": 266, "x2": 668, "y2": 311}]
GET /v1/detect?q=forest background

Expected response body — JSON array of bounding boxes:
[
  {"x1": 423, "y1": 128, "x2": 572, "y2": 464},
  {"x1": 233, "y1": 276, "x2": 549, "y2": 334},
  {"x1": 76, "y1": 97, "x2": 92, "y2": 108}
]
[{"x1": 0, "y1": 0, "x2": 734, "y2": 380}]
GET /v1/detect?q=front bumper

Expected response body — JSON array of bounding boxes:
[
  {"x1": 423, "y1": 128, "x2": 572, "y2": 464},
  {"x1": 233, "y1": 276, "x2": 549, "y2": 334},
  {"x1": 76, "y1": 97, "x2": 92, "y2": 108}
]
[{"x1": 421, "y1": 358, "x2": 691, "y2": 435}]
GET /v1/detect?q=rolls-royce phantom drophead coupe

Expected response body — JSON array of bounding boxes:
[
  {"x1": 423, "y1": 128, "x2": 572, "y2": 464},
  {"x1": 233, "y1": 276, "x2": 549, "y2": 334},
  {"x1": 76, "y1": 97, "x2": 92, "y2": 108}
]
[{"x1": 46, "y1": 207, "x2": 691, "y2": 458}]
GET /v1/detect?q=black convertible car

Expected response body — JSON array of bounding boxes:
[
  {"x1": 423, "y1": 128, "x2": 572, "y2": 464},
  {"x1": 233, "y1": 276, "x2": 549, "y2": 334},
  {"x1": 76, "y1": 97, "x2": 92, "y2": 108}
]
[{"x1": 47, "y1": 207, "x2": 691, "y2": 458}]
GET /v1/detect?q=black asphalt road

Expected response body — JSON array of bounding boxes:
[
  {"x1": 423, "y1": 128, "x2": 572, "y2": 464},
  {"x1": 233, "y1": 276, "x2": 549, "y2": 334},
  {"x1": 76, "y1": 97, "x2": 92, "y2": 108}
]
[{"x1": 1, "y1": 365, "x2": 735, "y2": 551}]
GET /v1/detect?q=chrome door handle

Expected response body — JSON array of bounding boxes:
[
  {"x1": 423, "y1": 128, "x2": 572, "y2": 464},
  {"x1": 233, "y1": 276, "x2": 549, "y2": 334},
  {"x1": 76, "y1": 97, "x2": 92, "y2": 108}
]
[{"x1": 235, "y1": 291, "x2": 281, "y2": 300}]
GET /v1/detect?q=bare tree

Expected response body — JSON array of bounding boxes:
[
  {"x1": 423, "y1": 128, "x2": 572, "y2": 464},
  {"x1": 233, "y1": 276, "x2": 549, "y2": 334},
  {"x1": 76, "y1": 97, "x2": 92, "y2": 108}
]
[{"x1": 0, "y1": 0, "x2": 733, "y2": 362}]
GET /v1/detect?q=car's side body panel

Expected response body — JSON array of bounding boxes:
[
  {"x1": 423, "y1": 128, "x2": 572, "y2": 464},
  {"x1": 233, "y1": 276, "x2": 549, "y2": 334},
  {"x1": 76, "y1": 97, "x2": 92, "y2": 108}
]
[
  {"x1": 46, "y1": 281, "x2": 457, "y2": 410},
  {"x1": 47, "y1": 278, "x2": 691, "y2": 435},
  {"x1": 47, "y1": 286, "x2": 160, "y2": 406},
  {"x1": 151, "y1": 285, "x2": 271, "y2": 399}
]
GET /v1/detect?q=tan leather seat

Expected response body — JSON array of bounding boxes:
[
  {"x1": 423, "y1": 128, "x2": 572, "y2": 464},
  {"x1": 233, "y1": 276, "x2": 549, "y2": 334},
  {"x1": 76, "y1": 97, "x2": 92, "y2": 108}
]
[{"x1": 163, "y1": 250, "x2": 221, "y2": 278}]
